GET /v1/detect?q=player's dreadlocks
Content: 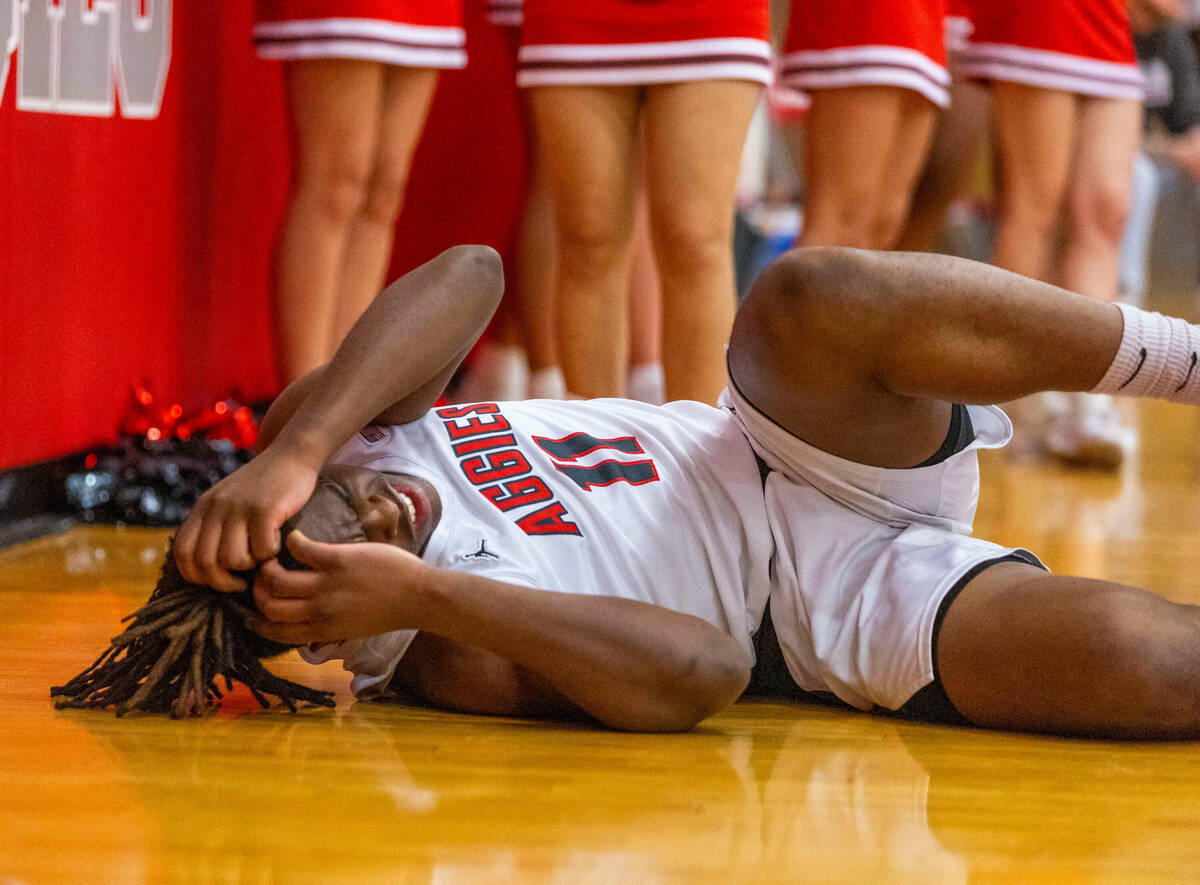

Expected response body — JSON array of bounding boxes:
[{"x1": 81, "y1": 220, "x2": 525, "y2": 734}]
[{"x1": 50, "y1": 529, "x2": 335, "y2": 717}]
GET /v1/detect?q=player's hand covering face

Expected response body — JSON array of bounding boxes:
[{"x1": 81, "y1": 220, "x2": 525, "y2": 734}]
[{"x1": 248, "y1": 465, "x2": 445, "y2": 645}]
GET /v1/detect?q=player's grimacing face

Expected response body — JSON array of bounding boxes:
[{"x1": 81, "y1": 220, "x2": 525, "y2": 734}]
[{"x1": 289, "y1": 464, "x2": 443, "y2": 556}]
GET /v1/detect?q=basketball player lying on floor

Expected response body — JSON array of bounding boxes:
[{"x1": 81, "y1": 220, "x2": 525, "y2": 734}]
[{"x1": 174, "y1": 245, "x2": 1200, "y2": 739}]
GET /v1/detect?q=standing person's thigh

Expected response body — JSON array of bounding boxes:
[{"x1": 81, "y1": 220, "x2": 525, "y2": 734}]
[
  {"x1": 529, "y1": 85, "x2": 641, "y2": 253},
  {"x1": 874, "y1": 89, "x2": 938, "y2": 249},
  {"x1": 798, "y1": 85, "x2": 908, "y2": 248},
  {"x1": 640, "y1": 79, "x2": 761, "y2": 253},
  {"x1": 989, "y1": 82, "x2": 1076, "y2": 275},
  {"x1": 937, "y1": 562, "x2": 1200, "y2": 739},
  {"x1": 285, "y1": 59, "x2": 385, "y2": 209},
  {"x1": 330, "y1": 65, "x2": 440, "y2": 345},
  {"x1": 529, "y1": 85, "x2": 641, "y2": 398},
  {"x1": 642, "y1": 79, "x2": 760, "y2": 403},
  {"x1": 365, "y1": 65, "x2": 440, "y2": 217},
  {"x1": 897, "y1": 78, "x2": 992, "y2": 252}
]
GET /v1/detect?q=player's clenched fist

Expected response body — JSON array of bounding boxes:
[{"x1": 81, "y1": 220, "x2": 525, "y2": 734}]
[{"x1": 174, "y1": 450, "x2": 320, "y2": 592}]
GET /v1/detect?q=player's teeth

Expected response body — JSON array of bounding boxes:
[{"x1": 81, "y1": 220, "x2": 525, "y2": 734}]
[{"x1": 397, "y1": 493, "x2": 417, "y2": 526}]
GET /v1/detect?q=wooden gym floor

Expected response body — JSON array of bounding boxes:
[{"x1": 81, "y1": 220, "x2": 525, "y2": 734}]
[{"x1": 4, "y1": 396, "x2": 1200, "y2": 883}]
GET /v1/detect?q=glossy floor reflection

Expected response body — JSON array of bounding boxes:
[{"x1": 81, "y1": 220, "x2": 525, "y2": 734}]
[{"x1": 4, "y1": 396, "x2": 1200, "y2": 883}]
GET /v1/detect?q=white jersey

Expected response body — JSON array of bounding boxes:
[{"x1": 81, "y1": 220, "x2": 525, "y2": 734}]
[{"x1": 305, "y1": 398, "x2": 775, "y2": 697}]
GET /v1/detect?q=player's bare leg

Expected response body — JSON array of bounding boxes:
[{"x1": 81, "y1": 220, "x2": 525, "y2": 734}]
[
  {"x1": 531, "y1": 85, "x2": 640, "y2": 398},
  {"x1": 939, "y1": 562, "x2": 1200, "y2": 739},
  {"x1": 728, "y1": 248, "x2": 1120, "y2": 468},
  {"x1": 330, "y1": 64, "x2": 439, "y2": 349},
  {"x1": 643, "y1": 79, "x2": 760, "y2": 404},
  {"x1": 797, "y1": 85, "x2": 937, "y2": 250},
  {"x1": 731, "y1": 247, "x2": 1200, "y2": 737}
]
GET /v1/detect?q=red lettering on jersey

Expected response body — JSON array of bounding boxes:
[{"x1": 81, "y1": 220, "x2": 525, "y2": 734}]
[
  {"x1": 444, "y1": 413, "x2": 512, "y2": 440},
  {"x1": 516, "y1": 502, "x2": 581, "y2": 537},
  {"x1": 437, "y1": 402, "x2": 582, "y2": 537},
  {"x1": 481, "y1": 476, "x2": 553, "y2": 512},
  {"x1": 461, "y1": 449, "x2": 531, "y2": 485},
  {"x1": 452, "y1": 433, "x2": 517, "y2": 457},
  {"x1": 437, "y1": 403, "x2": 500, "y2": 419}
]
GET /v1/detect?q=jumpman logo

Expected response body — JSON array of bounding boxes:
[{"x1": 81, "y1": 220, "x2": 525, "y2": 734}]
[{"x1": 465, "y1": 539, "x2": 500, "y2": 560}]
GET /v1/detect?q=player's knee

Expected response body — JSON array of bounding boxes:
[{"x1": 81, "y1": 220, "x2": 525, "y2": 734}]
[
  {"x1": 733, "y1": 247, "x2": 866, "y2": 360},
  {"x1": 747, "y1": 246, "x2": 867, "y2": 318}
]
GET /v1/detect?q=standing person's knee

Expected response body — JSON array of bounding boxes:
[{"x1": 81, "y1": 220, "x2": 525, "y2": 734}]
[
  {"x1": 651, "y1": 208, "x2": 732, "y2": 276},
  {"x1": 556, "y1": 201, "x2": 632, "y2": 269},
  {"x1": 358, "y1": 158, "x2": 412, "y2": 227},
  {"x1": 1002, "y1": 186, "x2": 1064, "y2": 239},
  {"x1": 300, "y1": 149, "x2": 373, "y2": 224},
  {"x1": 1069, "y1": 181, "x2": 1132, "y2": 247}
]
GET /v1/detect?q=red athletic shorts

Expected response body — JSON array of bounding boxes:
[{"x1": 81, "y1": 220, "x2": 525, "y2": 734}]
[
  {"x1": 517, "y1": 0, "x2": 771, "y2": 88},
  {"x1": 780, "y1": 0, "x2": 951, "y2": 108},
  {"x1": 254, "y1": 0, "x2": 466, "y2": 69},
  {"x1": 954, "y1": 0, "x2": 1142, "y2": 100}
]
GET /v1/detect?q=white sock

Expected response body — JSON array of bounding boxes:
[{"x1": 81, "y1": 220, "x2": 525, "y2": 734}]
[
  {"x1": 1091, "y1": 302, "x2": 1200, "y2": 404},
  {"x1": 627, "y1": 362, "x2": 666, "y2": 405},
  {"x1": 528, "y1": 366, "x2": 567, "y2": 400}
]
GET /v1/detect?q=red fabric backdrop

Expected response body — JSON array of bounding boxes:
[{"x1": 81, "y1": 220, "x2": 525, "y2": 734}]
[{"x1": 0, "y1": 0, "x2": 525, "y2": 470}]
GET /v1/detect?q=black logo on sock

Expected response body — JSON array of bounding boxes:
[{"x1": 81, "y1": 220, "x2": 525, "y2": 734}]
[
  {"x1": 1118, "y1": 348, "x2": 1148, "y2": 390},
  {"x1": 1176, "y1": 353, "x2": 1198, "y2": 393}
]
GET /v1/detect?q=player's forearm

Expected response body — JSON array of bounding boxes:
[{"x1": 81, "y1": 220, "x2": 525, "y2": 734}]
[
  {"x1": 271, "y1": 245, "x2": 504, "y2": 466},
  {"x1": 413, "y1": 568, "x2": 750, "y2": 732}
]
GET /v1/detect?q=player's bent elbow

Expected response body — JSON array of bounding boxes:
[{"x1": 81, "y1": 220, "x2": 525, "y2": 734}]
[
  {"x1": 653, "y1": 642, "x2": 751, "y2": 733},
  {"x1": 442, "y1": 244, "x2": 505, "y2": 300}
]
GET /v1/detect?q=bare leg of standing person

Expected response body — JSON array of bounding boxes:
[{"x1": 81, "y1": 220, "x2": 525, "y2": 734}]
[
  {"x1": 329, "y1": 65, "x2": 439, "y2": 350},
  {"x1": 896, "y1": 78, "x2": 992, "y2": 253},
  {"x1": 643, "y1": 79, "x2": 761, "y2": 404},
  {"x1": 797, "y1": 86, "x2": 937, "y2": 250},
  {"x1": 531, "y1": 85, "x2": 641, "y2": 399},
  {"x1": 989, "y1": 83, "x2": 1077, "y2": 283},
  {"x1": 274, "y1": 59, "x2": 385, "y2": 383},
  {"x1": 627, "y1": 160, "x2": 665, "y2": 404},
  {"x1": 517, "y1": 149, "x2": 566, "y2": 399}
]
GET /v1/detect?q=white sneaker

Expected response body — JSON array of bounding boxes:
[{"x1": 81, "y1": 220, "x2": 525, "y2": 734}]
[{"x1": 1041, "y1": 393, "x2": 1136, "y2": 470}]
